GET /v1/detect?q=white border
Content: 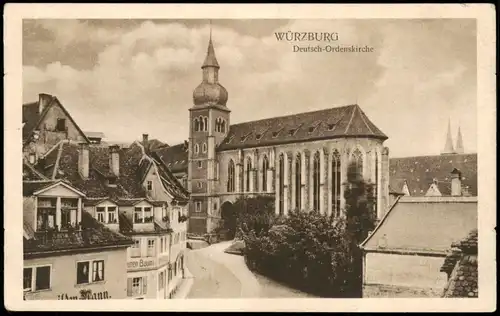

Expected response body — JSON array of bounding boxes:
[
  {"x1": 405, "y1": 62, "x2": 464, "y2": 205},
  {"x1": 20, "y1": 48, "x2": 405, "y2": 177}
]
[{"x1": 4, "y1": 3, "x2": 496, "y2": 312}]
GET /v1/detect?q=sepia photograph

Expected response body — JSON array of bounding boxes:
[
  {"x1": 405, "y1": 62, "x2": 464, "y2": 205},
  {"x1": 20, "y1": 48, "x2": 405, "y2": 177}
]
[{"x1": 4, "y1": 3, "x2": 496, "y2": 312}]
